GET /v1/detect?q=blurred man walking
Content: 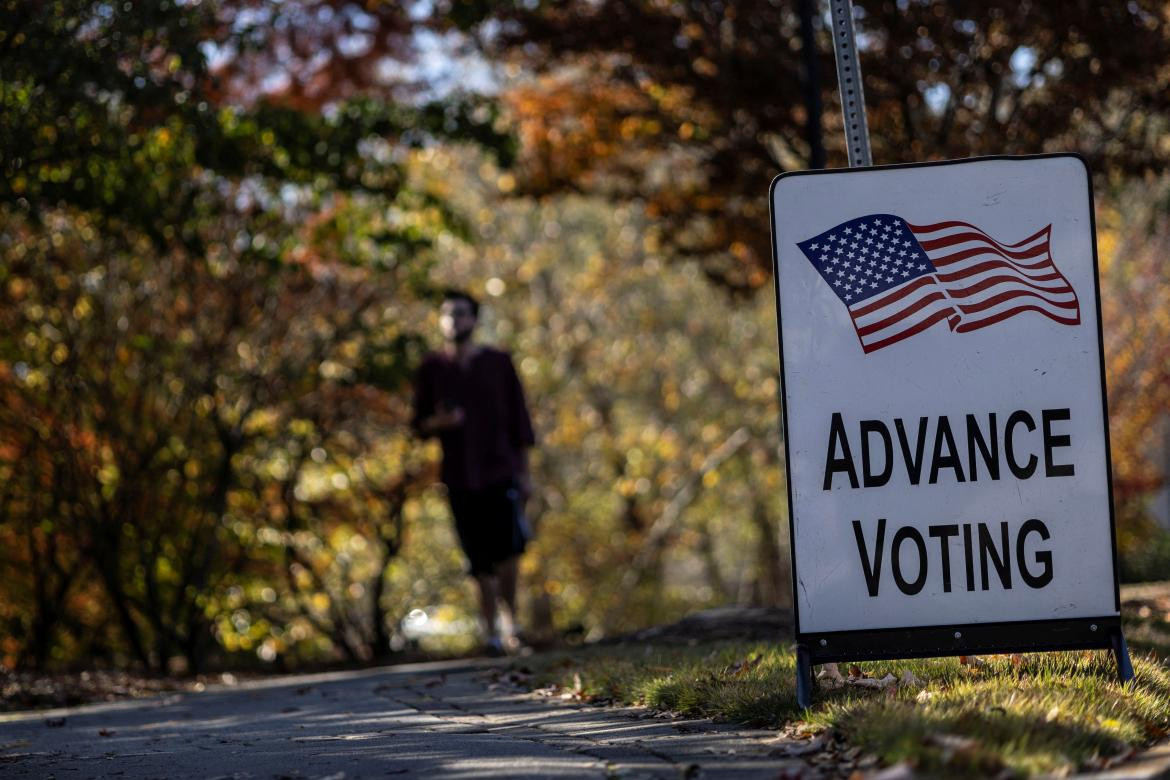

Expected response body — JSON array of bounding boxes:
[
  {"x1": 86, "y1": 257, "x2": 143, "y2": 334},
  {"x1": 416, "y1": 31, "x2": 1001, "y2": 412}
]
[{"x1": 412, "y1": 290, "x2": 535, "y2": 655}]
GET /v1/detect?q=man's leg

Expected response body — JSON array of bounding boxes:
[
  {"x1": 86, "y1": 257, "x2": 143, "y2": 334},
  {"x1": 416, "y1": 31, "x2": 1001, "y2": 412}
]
[
  {"x1": 474, "y1": 573, "x2": 500, "y2": 643},
  {"x1": 496, "y1": 556, "x2": 521, "y2": 646}
]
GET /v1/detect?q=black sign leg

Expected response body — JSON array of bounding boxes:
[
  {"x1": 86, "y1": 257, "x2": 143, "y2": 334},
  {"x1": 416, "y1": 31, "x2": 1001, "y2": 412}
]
[
  {"x1": 1111, "y1": 628, "x2": 1135, "y2": 684},
  {"x1": 795, "y1": 645, "x2": 814, "y2": 710}
]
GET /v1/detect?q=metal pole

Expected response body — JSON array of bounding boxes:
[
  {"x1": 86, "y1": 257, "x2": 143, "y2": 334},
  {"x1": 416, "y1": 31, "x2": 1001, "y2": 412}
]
[
  {"x1": 1111, "y1": 628, "x2": 1136, "y2": 684},
  {"x1": 795, "y1": 645, "x2": 814, "y2": 710},
  {"x1": 829, "y1": 0, "x2": 872, "y2": 167}
]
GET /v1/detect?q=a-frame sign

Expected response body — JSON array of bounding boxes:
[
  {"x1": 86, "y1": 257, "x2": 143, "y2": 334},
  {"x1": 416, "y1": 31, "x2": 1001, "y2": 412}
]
[{"x1": 769, "y1": 154, "x2": 1133, "y2": 708}]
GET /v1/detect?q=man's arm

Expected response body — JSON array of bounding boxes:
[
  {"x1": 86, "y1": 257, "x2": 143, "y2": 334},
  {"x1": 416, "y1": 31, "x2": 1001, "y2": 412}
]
[
  {"x1": 412, "y1": 360, "x2": 464, "y2": 437},
  {"x1": 516, "y1": 446, "x2": 532, "y2": 499},
  {"x1": 417, "y1": 405, "x2": 465, "y2": 436}
]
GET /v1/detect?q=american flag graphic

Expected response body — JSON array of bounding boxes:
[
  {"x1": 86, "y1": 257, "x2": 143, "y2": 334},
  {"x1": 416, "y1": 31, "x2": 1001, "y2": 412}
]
[{"x1": 796, "y1": 214, "x2": 1080, "y2": 353}]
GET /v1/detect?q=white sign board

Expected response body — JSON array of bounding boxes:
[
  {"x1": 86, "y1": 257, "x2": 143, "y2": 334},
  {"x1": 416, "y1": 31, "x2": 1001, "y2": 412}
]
[{"x1": 770, "y1": 155, "x2": 1119, "y2": 640}]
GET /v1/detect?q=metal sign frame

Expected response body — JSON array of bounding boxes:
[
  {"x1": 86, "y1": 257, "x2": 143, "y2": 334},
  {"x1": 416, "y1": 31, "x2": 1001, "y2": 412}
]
[{"x1": 768, "y1": 155, "x2": 1135, "y2": 709}]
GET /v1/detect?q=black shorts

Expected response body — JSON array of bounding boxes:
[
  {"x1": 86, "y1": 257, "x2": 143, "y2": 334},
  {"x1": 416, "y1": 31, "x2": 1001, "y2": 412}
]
[{"x1": 447, "y1": 480, "x2": 529, "y2": 576}]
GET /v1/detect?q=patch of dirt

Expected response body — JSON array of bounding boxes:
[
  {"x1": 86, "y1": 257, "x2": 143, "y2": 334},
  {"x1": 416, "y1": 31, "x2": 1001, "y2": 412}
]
[
  {"x1": 596, "y1": 606, "x2": 795, "y2": 646},
  {"x1": 1122, "y1": 581, "x2": 1170, "y2": 612},
  {"x1": 0, "y1": 669, "x2": 252, "y2": 713}
]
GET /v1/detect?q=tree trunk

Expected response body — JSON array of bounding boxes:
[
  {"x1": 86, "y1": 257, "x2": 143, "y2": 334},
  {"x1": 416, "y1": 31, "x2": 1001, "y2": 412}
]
[{"x1": 750, "y1": 494, "x2": 791, "y2": 609}]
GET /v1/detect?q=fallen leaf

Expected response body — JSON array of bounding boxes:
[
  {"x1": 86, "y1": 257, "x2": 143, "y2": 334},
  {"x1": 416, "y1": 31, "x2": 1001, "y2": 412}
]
[
  {"x1": 817, "y1": 663, "x2": 845, "y2": 690},
  {"x1": 772, "y1": 733, "x2": 828, "y2": 757},
  {"x1": 505, "y1": 670, "x2": 532, "y2": 686},
  {"x1": 98, "y1": 728, "x2": 116, "y2": 737},
  {"x1": 848, "y1": 665, "x2": 863, "y2": 679},
  {"x1": 870, "y1": 760, "x2": 919, "y2": 779},
  {"x1": 925, "y1": 733, "x2": 979, "y2": 752},
  {"x1": 1103, "y1": 747, "x2": 1136, "y2": 769},
  {"x1": 924, "y1": 733, "x2": 985, "y2": 768},
  {"x1": 727, "y1": 653, "x2": 763, "y2": 677},
  {"x1": 848, "y1": 673, "x2": 897, "y2": 690}
]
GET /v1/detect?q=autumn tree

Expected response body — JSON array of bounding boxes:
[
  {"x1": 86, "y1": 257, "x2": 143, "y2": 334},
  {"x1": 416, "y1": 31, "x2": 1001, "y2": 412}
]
[
  {"x1": 1098, "y1": 178, "x2": 1170, "y2": 556},
  {"x1": 0, "y1": 0, "x2": 508, "y2": 670},
  {"x1": 443, "y1": 0, "x2": 1170, "y2": 576},
  {"x1": 437, "y1": 0, "x2": 1170, "y2": 291}
]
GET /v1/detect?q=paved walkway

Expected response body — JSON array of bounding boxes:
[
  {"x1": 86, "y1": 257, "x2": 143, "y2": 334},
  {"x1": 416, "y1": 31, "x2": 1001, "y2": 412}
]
[{"x1": 0, "y1": 658, "x2": 812, "y2": 779}]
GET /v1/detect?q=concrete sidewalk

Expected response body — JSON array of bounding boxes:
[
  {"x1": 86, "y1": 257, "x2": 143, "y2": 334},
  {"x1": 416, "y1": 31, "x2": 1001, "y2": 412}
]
[{"x1": 0, "y1": 658, "x2": 812, "y2": 779}]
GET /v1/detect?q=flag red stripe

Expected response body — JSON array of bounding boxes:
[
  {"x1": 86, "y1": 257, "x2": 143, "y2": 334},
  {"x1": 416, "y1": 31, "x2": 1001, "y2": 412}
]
[
  {"x1": 858, "y1": 307, "x2": 958, "y2": 353},
  {"x1": 854, "y1": 291, "x2": 950, "y2": 337},
  {"x1": 935, "y1": 259, "x2": 1064, "y2": 285},
  {"x1": 908, "y1": 221, "x2": 1051, "y2": 248},
  {"x1": 917, "y1": 231, "x2": 1050, "y2": 258},
  {"x1": 944, "y1": 273, "x2": 1072, "y2": 299},
  {"x1": 850, "y1": 275, "x2": 937, "y2": 318},
  {"x1": 928, "y1": 243, "x2": 1050, "y2": 267},
  {"x1": 955, "y1": 287, "x2": 1080, "y2": 315},
  {"x1": 954, "y1": 303, "x2": 1081, "y2": 332}
]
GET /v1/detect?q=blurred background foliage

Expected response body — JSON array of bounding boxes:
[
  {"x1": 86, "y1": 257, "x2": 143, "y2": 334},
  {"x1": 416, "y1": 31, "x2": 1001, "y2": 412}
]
[{"x1": 1, "y1": 0, "x2": 1168, "y2": 673}]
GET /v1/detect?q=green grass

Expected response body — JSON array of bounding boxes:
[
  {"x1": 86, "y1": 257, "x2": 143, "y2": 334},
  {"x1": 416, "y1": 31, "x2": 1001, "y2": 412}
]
[{"x1": 526, "y1": 643, "x2": 1170, "y2": 778}]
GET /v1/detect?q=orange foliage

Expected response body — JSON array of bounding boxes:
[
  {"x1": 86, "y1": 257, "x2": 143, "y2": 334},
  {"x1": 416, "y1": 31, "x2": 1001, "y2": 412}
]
[{"x1": 1099, "y1": 188, "x2": 1170, "y2": 545}]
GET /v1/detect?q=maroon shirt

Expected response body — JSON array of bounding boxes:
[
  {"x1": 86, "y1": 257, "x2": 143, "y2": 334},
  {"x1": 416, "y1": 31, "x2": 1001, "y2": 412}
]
[{"x1": 412, "y1": 346, "x2": 536, "y2": 491}]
